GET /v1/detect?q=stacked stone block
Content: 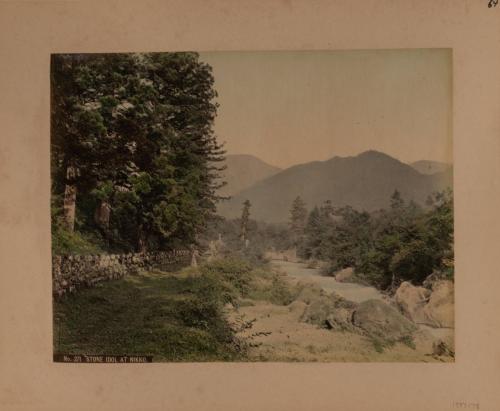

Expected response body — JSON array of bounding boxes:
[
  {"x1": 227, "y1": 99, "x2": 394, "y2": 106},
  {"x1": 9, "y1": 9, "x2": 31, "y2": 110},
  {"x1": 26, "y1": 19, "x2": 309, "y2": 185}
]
[{"x1": 52, "y1": 250, "x2": 191, "y2": 298}]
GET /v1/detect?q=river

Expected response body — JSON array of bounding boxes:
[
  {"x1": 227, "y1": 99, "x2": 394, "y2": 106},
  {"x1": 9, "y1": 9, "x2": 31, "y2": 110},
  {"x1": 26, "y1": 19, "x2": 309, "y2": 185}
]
[{"x1": 271, "y1": 259, "x2": 384, "y2": 303}]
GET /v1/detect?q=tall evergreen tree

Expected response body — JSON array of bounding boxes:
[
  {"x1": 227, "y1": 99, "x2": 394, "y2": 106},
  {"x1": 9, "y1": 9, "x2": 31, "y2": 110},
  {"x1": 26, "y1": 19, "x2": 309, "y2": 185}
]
[
  {"x1": 320, "y1": 200, "x2": 334, "y2": 220},
  {"x1": 51, "y1": 52, "x2": 225, "y2": 252},
  {"x1": 299, "y1": 206, "x2": 322, "y2": 259},
  {"x1": 289, "y1": 196, "x2": 308, "y2": 247},
  {"x1": 240, "y1": 200, "x2": 251, "y2": 244}
]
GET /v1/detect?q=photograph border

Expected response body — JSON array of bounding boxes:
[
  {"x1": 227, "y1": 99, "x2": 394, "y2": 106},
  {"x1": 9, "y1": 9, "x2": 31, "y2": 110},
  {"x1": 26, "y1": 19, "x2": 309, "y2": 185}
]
[{"x1": 1, "y1": 1, "x2": 499, "y2": 410}]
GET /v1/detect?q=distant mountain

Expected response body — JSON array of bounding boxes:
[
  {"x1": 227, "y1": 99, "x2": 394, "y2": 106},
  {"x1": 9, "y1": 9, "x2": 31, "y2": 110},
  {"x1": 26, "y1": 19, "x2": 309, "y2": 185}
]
[
  {"x1": 217, "y1": 150, "x2": 453, "y2": 223},
  {"x1": 410, "y1": 160, "x2": 451, "y2": 175},
  {"x1": 218, "y1": 154, "x2": 281, "y2": 197}
]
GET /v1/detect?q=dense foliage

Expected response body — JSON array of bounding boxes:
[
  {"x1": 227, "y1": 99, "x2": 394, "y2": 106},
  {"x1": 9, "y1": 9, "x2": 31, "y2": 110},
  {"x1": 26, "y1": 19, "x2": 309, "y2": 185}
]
[
  {"x1": 296, "y1": 190, "x2": 454, "y2": 290},
  {"x1": 239, "y1": 199, "x2": 251, "y2": 242},
  {"x1": 51, "y1": 53, "x2": 225, "y2": 253},
  {"x1": 289, "y1": 196, "x2": 308, "y2": 247},
  {"x1": 200, "y1": 215, "x2": 293, "y2": 266}
]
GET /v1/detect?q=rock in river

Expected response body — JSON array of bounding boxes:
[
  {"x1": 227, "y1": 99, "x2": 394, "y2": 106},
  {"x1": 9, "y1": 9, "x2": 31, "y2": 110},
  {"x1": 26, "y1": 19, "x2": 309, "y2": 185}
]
[{"x1": 334, "y1": 267, "x2": 354, "y2": 283}]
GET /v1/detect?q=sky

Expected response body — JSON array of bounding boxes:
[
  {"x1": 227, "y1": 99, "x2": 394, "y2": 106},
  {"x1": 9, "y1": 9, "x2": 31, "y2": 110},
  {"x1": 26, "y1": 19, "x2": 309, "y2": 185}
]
[{"x1": 199, "y1": 49, "x2": 452, "y2": 169}]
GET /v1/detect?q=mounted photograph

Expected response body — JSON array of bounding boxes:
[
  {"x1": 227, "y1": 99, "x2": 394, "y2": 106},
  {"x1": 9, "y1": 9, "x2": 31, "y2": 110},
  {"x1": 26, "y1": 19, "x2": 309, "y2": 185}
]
[{"x1": 51, "y1": 49, "x2": 454, "y2": 362}]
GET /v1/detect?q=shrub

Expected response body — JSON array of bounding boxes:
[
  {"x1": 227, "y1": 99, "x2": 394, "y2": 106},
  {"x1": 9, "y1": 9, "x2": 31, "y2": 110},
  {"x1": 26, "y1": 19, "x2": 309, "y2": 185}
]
[
  {"x1": 52, "y1": 224, "x2": 104, "y2": 254},
  {"x1": 200, "y1": 258, "x2": 253, "y2": 297},
  {"x1": 246, "y1": 270, "x2": 296, "y2": 306}
]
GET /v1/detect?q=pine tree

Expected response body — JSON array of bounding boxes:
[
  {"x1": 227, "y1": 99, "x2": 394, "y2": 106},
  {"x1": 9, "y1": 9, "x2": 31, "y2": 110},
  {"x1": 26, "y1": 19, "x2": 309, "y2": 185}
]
[
  {"x1": 51, "y1": 52, "x2": 226, "y2": 252},
  {"x1": 320, "y1": 200, "x2": 334, "y2": 220},
  {"x1": 240, "y1": 200, "x2": 251, "y2": 244},
  {"x1": 390, "y1": 189, "x2": 404, "y2": 210},
  {"x1": 289, "y1": 196, "x2": 308, "y2": 247},
  {"x1": 299, "y1": 206, "x2": 321, "y2": 259}
]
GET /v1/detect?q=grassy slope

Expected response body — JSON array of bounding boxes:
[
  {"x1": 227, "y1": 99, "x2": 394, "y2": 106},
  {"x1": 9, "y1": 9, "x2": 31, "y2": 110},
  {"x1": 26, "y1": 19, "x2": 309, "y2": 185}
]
[
  {"x1": 53, "y1": 258, "x2": 296, "y2": 362},
  {"x1": 53, "y1": 268, "x2": 242, "y2": 362},
  {"x1": 52, "y1": 225, "x2": 105, "y2": 255}
]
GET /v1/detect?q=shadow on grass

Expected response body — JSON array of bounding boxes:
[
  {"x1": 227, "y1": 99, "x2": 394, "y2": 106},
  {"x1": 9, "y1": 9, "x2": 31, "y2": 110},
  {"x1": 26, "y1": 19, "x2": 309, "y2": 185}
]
[{"x1": 53, "y1": 271, "x2": 241, "y2": 362}]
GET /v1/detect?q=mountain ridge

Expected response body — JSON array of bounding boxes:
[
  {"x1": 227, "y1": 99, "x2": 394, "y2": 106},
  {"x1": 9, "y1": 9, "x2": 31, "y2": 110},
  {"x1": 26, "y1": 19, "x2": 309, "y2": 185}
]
[
  {"x1": 410, "y1": 160, "x2": 451, "y2": 175},
  {"x1": 217, "y1": 150, "x2": 452, "y2": 222},
  {"x1": 218, "y1": 154, "x2": 281, "y2": 197}
]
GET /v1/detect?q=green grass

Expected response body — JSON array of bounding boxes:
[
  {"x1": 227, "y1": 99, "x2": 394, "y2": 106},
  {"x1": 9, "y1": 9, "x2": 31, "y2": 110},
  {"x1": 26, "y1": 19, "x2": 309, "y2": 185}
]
[
  {"x1": 53, "y1": 257, "x2": 303, "y2": 361},
  {"x1": 246, "y1": 269, "x2": 296, "y2": 306},
  {"x1": 370, "y1": 334, "x2": 416, "y2": 353},
  {"x1": 52, "y1": 225, "x2": 105, "y2": 255},
  {"x1": 53, "y1": 268, "x2": 243, "y2": 362},
  {"x1": 399, "y1": 334, "x2": 416, "y2": 350}
]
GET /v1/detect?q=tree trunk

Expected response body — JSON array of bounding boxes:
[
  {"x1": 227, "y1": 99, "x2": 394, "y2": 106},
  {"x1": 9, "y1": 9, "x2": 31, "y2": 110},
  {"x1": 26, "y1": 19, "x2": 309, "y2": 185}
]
[
  {"x1": 137, "y1": 224, "x2": 147, "y2": 253},
  {"x1": 94, "y1": 200, "x2": 111, "y2": 229},
  {"x1": 63, "y1": 165, "x2": 77, "y2": 232}
]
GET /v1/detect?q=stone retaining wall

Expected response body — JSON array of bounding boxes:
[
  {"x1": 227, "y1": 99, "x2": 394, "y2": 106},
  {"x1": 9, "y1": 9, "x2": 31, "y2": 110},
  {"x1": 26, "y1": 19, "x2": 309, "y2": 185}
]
[{"x1": 52, "y1": 250, "x2": 192, "y2": 298}]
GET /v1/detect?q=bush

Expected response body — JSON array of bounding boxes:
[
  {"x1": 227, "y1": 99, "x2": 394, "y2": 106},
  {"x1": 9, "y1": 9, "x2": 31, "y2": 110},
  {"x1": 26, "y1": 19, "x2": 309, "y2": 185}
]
[
  {"x1": 52, "y1": 224, "x2": 104, "y2": 254},
  {"x1": 200, "y1": 258, "x2": 253, "y2": 298},
  {"x1": 268, "y1": 275, "x2": 296, "y2": 305},
  {"x1": 175, "y1": 297, "x2": 233, "y2": 339},
  {"x1": 246, "y1": 270, "x2": 296, "y2": 306}
]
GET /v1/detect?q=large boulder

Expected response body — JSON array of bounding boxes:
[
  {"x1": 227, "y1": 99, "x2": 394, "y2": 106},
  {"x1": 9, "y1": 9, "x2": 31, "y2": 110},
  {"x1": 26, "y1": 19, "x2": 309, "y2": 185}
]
[
  {"x1": 298, "y1": 287, "x2": 358, "y2": 330},
  {"x1": 300, "y1": 296, "x2": 336, "y2": 326},
  {"x1": 394, "y1": 281, "x2": 431, "y2": 324},
  {"x1": 335, "y1": 267, "x2": 354, "y2": 283},
  {"x1": 325, "y1": 307, "x2": 357, "y2": 331},
  {"x1": 394, "y1": 279, "x2": 454, "y2": 329},
  {"x1": 423, "y1": 280, "x2": 454, "y2": 328},
  {"x1": 352, "y1": 299, "x2": 417, "y2": 342}
]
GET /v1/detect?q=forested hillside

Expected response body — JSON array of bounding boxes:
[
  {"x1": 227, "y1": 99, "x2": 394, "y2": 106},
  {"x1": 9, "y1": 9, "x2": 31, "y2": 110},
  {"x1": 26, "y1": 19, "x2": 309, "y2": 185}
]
[
  {"x1": 206, "y1": 188, "x2": 453, "y2": 292},
  {"x1": 294, "y1": 189, "x2": 454, "y2": 290},
  {"x1": 51, "y1": 53, "x2": 225, "y2": 254}
]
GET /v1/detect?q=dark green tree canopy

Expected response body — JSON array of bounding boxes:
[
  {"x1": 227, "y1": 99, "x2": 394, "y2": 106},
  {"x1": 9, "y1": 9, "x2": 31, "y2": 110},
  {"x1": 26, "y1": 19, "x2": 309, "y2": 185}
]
[
  {"x1": 51, "y1": 52, "x2": 225, "y2": 253},
  {"x1": 295, "y1": 190, "x2": 453, "y2": 291}
]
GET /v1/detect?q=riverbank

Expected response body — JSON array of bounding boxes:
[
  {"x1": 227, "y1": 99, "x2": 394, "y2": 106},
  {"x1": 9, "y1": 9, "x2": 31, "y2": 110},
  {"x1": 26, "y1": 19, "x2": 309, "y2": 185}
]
[
  {"x1": 272, "y1": 260, "x2": 385, "y2": 303},
  {"x1": 226, "y1": 259, "x2": 454, "y2": 362},
  {"x1": 274, "y1": 260, "x2": 454, "y2": 338},
  {"x1": 227, "y1": 300, "x2": 445, "y2": 362}
]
